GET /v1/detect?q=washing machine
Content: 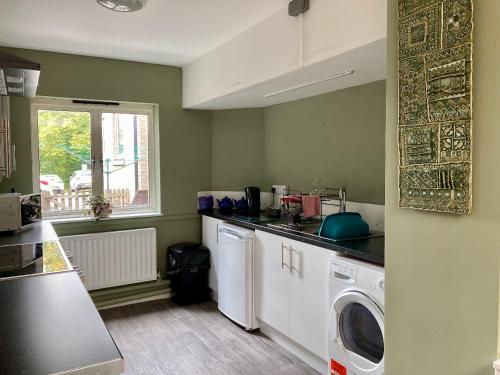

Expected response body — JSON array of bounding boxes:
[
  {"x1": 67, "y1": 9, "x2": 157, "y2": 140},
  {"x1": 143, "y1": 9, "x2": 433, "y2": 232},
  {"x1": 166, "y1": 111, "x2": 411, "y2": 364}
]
[{"x1": 328, "y1": 254, "x2": 384, "y2": 375}]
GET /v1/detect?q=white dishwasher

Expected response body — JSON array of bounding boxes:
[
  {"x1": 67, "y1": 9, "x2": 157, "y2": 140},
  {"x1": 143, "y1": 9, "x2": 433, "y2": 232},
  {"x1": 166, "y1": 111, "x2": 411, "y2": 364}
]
[{"x1": 218, "y1": 223, "x2": 259, "y2": 330}]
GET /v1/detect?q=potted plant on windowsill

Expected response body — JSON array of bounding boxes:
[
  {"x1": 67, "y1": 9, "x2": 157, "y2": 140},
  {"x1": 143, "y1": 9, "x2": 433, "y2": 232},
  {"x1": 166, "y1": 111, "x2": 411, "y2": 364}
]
[{"x1": 86, "y1": 195, "x2": 112, "y2": 221}]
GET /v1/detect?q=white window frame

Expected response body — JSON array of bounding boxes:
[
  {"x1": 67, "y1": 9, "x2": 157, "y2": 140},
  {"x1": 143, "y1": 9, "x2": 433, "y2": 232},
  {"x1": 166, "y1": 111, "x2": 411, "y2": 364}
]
[{"x1": 31, "y1": 96, "x2": 161, "y2": 220}]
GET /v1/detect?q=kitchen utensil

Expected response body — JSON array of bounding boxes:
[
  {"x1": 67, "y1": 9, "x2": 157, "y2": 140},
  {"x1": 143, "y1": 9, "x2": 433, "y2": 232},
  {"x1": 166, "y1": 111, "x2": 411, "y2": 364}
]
[{"x1": 318, "y1": 212, "x2": 369, "y2": 240}]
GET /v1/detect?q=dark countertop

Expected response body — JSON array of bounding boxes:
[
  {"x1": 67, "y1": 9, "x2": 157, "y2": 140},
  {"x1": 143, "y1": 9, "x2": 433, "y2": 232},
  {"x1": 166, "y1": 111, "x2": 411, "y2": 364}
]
[
  {"x1": 0, "y1": 221, "x2": 58, "y2": 247},
  {"x1": 0, "y1": 222, "x2": 123, "y2": 374},
  {"x1": 201, "y1": 210, "x2": 384, "y2": 265},
  {"x1": 0, "y1": 272, "x2": 123, "y2": 375}
]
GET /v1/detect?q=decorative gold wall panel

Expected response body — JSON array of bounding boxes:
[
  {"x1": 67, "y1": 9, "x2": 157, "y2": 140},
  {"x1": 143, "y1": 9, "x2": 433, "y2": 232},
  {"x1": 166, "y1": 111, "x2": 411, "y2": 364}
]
[{"x1": 398, "y1": 0, "x2": 473, "y2": 214}]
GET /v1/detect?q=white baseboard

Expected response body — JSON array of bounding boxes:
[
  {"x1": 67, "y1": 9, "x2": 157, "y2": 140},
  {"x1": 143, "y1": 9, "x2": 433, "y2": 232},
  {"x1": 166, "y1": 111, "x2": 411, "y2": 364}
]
[
  {"x1": 97, "y1": 291, "x2": 172, "y2": 310},
  {"x1": 258, "y1": 320, "x2": 328, "y2": 374},
  {"x1": 493, "y1": 360, "x2": 500, "y2": 375}
]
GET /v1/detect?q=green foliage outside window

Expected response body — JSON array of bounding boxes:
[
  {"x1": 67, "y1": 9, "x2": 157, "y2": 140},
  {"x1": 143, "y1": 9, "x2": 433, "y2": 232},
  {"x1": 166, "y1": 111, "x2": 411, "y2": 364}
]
[{"x1": 38, "y1": 110, "x2": 91, "y2": 188}]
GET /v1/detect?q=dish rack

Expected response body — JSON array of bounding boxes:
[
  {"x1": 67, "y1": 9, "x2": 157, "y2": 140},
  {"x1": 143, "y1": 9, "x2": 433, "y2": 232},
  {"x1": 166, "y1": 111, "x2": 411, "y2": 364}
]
[{"x1": 281, "y1": 187, "x2": 346, "y2": 221}]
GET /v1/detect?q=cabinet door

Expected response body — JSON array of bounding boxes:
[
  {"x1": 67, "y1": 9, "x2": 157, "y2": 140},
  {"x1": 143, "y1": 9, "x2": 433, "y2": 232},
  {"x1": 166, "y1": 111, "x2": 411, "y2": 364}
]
[
  {"x1": 202, "y1": 216, "x2": 223, "y2": 292},
  {"x1": 289, "y1": 240, "x2": 332, "y2": 360},
  {"x1": 254, "y1": 230, "x2": 291, "y2": 335}
]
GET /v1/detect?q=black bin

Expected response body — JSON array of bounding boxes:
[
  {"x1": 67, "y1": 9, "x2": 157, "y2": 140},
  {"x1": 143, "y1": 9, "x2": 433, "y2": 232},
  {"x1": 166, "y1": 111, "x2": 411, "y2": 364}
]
[{"x1": 166, "y1": 242, "x2": 210, "y2": 305}]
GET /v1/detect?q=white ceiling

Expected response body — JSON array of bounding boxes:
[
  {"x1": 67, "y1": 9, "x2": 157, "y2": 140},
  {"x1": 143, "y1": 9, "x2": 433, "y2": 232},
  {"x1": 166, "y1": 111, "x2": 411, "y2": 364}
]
[{"x1": 0, "y1": 0, "x2": 288, "y2": 66}]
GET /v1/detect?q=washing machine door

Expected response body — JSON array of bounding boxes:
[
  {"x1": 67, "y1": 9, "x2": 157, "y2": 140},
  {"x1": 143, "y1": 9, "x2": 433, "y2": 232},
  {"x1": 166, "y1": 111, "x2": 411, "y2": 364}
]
[{"x1": 330, "y1": 291, "x2": 384, "y2": 375}]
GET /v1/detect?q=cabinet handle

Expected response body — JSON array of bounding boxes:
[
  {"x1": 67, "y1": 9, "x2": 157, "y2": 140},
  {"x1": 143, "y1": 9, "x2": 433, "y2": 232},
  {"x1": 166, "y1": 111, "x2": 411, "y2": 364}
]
[
  {"x1": 281, "y1": 243, "x2": 289, "y2": 269},
  {"x1": 290, "y1": 247, "x2": 300, "y2": 273},
  {"x1": 11, "y1": 144, "x2": 16, "y2": 172}
]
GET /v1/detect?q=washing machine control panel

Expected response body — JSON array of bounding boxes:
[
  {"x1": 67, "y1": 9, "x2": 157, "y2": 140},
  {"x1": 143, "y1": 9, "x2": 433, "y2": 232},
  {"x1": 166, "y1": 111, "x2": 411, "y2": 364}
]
[
  {"x1": 330, "y1": 262, "x2": 357, "y2": 283},
  {"x1": 330, "y1": 260, "x2": 385, "y2": 297}
]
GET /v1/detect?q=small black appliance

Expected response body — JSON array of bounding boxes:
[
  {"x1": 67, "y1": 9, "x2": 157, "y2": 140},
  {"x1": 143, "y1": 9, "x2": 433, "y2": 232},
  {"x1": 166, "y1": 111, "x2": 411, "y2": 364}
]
[{"x1": 245, "y1": 186, "x2": 260, "y2": 216}]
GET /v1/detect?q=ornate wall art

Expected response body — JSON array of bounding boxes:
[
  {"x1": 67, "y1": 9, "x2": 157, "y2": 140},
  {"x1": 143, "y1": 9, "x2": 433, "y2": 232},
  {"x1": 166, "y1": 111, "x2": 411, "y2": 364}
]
[{"x1": 398, "y1": 0, "x2": 473, "y2": 214}]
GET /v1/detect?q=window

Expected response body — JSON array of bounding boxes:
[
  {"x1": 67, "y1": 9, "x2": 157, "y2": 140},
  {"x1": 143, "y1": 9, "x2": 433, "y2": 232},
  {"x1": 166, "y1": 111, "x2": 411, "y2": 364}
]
[{"x1": 31, "y1": 98, "x2": 160, "y2": 219}]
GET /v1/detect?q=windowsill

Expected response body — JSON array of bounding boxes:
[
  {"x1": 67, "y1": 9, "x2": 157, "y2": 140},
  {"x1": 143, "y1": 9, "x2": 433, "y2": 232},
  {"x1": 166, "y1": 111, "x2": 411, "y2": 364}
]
[{"x1": 46, "y1": 212, "x2": 164, "y2": 225}]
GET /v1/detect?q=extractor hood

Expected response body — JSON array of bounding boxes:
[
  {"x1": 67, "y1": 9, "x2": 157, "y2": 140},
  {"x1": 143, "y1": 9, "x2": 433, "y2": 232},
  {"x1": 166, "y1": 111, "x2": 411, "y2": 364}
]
[{"x1": 0, "y1": 50, "x2": 40, "y2": 98}]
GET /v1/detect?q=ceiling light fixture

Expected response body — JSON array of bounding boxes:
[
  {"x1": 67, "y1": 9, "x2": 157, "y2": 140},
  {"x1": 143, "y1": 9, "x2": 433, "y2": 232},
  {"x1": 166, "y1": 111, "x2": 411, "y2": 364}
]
[
  {"x1": 262, "y1": 70, "x2": 355, "y2": 98},
  {"x1": 96, "y1": 0, "x2": 147, "y2": 12}
]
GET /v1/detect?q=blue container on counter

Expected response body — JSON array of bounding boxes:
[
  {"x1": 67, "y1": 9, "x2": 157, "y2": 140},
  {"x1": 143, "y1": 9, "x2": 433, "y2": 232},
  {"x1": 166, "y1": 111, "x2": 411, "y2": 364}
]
[
  {"x1": 233, "y1": 197, "x2": 248, "y2": 213},
  {"x1": 198, "y1": 195, "x2": 214, "y2": 210},
  {"x1": 217, "y1": 196, "x2": 234, "y2": 213}
]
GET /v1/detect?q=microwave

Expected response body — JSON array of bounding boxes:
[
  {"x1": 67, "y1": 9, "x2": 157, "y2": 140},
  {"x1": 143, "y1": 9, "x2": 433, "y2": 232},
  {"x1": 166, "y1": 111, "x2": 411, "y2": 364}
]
[{"x1": 0, "y1": 193, "x2": 42, "y2": 232}]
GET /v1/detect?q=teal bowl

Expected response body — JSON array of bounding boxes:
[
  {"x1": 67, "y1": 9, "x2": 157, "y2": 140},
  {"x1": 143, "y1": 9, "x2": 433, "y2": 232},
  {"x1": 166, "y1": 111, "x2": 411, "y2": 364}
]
[{"x1": 318, "y1": 212, "x2": 370, "y2": 240}]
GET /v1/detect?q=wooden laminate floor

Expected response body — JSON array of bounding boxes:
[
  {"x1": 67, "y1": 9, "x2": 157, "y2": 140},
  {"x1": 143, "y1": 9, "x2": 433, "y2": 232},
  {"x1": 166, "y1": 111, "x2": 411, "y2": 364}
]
[{"x1": 100, "y1": 299, "x2": 320, "y2": 375}]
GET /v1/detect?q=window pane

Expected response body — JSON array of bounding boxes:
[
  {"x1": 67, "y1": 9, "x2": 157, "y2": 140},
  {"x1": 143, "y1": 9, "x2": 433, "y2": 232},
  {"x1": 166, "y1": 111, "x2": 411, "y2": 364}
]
[
  {"x1": 339, "y1": 302, "x2": 384, "y2": 363},
  {"x1": 38, "y1": 110, "x2": 92, "y2": 215},
  {"x1": 102, "y1": 113, "x2": 150, "y2": 209}
]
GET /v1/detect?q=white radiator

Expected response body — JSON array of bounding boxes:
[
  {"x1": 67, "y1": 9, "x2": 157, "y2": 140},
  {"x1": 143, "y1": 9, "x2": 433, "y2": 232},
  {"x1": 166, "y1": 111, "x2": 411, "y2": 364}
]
[{"x1": 60, "y1": 228, "x2": 157, "y2": 290}]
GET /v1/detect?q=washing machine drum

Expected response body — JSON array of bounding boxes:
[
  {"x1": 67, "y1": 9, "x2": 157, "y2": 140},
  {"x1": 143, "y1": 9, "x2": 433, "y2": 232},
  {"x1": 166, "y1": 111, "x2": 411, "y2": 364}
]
[{"x1": 330, "y1": 291, "x2": 384, "y2": 375}]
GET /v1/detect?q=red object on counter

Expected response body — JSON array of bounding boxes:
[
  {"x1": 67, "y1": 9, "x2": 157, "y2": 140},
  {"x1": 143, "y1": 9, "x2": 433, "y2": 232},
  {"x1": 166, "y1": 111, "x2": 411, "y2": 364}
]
[
  {"x1": 302, "y1": 195, "x2": 321, "y2": 218},
  {"x1": 281, "y1": 194, "x2": 320, "y2": 218},
  {"x1": 281, "y1": 195, "x2": 302, "y2": 205}
]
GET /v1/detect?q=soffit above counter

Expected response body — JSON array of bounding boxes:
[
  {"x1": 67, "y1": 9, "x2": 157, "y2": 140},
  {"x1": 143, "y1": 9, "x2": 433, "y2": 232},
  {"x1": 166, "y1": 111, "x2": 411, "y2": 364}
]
[{"x1": 183, "y1": 0, "x2": 387, "y2": 109}]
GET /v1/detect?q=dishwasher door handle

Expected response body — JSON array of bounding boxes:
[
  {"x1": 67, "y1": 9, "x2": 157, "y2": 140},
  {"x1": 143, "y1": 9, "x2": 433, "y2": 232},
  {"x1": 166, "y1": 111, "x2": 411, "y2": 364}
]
[{"x1": 219, "y1": 228, "x2": 245, "y2": 241}]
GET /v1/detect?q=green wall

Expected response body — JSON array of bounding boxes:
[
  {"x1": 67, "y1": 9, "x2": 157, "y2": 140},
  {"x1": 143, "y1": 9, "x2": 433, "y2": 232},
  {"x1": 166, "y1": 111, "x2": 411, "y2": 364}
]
[
  {"x1": 210, "y1": 81, "x2": 386, "y2": 204},
  {"x1": 0, "y1": 48, "x2": 213, "y2": 273},
  {"x1": 385, "y1": 1, "x2": 500, "y2": 374},
  {"x1": 211, "y1": 109, "x2": 265, "y2": 190},
  {"x1": 264, "y1": 80, "x2": 386, "y2": 204},
  {"x1": 0, "y1": 48, "x2": 386, "y2": 278}
]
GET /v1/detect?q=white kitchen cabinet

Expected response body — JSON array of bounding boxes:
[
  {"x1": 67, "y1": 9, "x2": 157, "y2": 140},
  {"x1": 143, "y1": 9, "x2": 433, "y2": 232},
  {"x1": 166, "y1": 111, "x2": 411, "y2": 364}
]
[
  {"x1": 202, "y1": 215, "x2": 223, "y2": 292},
  {"x1": 254, "y1": 229, "x2": 291, "y2": 335},
  {"x1": 0, "y1": 96, "x2": 14, "y2": 182},
  {"x1": 288, "y1": 238, "x2": 330, "y2": 360},
  {"x1": 254, "y1": 229, "x2": 332, "y2": 360}
]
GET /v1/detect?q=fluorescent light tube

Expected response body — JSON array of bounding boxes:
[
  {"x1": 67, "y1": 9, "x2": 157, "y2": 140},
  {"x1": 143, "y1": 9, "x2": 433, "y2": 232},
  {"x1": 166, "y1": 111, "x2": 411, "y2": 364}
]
[{"x1": 262, "y1": 70, "x2": 354, "y2": 98}]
